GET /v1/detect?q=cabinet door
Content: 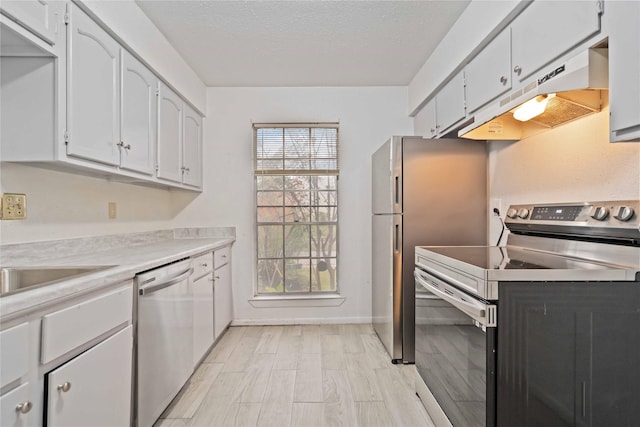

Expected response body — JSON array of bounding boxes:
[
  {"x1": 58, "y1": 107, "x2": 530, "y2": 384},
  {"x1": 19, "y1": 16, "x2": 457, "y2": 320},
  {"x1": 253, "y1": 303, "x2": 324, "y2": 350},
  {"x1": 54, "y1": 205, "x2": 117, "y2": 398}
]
[
  {"x1": 120, "y1": 50, "x2": 156, "y2": 174},
  {"x1": 214, "y1": 263, "x2": 232, "y2": 340},
  {"x1": 498, "y1": 283, "x2": 640, "y2": 427},
  {"x1": 67, "y1": 4, "x2": 120, "y2": 166},
  {"x1": 511, "y1": 1, "x2": 601, "y2": 83},
  {"x1": 413, "y1": 98, "x2": 437, "y2": 138},
  {"x1": 157, "y1": 82, "x2": 183, "y2": 183},
  {"x1": 0, "y1": 383, "x2": 33, "y2": 427},
  {"x1": 182, "y1": 104, "x2": 203, "y2": 188},
  {"x1": 193, "y1": 274, "x2": 214, "y2": 367},
  {"x1": 46, "y1": 326, "x2": 132, "y2": 427},
  {"x1": 608, "y1": 1, "x2": 640, "y2": 142},
  {"x1": 436, "y1": 71, "x2": 466, "y2": 133},
  {"x1": 465, "y1": 29, "x2": 512, "y2": 113},
  {"x1": 0, "y1": 0, "x2": 56, "y2": 45}
]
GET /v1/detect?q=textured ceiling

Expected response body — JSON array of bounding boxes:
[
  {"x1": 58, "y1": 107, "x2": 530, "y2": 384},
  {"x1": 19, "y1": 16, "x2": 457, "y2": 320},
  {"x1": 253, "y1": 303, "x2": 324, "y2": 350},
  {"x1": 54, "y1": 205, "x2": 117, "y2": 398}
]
[{"x1": 136, "y1": 0, "x2": 471, "y2": 87}]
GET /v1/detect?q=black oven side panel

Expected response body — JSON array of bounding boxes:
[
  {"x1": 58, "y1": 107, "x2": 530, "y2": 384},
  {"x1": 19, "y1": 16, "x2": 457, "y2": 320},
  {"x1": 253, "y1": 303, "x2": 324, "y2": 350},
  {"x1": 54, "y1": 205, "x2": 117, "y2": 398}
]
[{"x1": 497, "y1": 281, "x2": 640, "y2": 427}]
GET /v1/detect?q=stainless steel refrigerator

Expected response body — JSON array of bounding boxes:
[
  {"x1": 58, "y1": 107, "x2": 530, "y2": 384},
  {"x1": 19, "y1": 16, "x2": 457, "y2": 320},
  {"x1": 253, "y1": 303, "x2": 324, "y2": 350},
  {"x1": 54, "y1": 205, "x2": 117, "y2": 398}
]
[{"x1": 372, "y1": 136, "x2": 487, "y2": 364}]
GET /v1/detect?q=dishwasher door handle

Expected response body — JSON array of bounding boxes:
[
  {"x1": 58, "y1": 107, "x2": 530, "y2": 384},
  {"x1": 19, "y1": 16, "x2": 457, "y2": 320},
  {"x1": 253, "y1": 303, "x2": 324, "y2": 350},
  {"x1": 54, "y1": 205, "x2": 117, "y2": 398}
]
[{"x1": 139, "y1": 268, "x2": 193, "y2": 296}]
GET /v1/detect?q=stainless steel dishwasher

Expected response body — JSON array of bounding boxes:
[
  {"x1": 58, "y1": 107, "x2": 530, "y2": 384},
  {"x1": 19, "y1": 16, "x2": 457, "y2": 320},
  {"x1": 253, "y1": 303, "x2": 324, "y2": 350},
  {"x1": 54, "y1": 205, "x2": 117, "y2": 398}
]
[{"x1": 135, "y1": 259, "x2": 193, "y2": 427}]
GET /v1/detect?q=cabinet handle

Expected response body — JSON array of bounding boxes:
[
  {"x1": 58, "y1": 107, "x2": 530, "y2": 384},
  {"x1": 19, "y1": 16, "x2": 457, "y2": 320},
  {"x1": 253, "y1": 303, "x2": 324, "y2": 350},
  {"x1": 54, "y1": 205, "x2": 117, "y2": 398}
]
[
  {"x1": 215, "y1": 275, "x2": 220, "y2": 280},
  {"x1": 15, "y1": 401, "x2": 32, "y2": 414},
  {"x1": 202, "y1": 263, "x2": 208, "y2": 267},
  {"x1": 430, "y1": 128, "x2": 435, "y2": 134},
  {"x1": 117, "y1": 141, "x2": 131, "y2": 150},
  {"x1": 499, "y1": 76, "x2": 507, "y2": 84},
  {"x1": 513, "y1": 65, "x2": 522, "y2": 74},
  {"x1": 209, "y1": 277, "x2": 214, "y2": 282},
  {"x1": 57, "y1": 382, "x2": 72, "y2": 392},
  {"x1": 222, "y1": 254, "x2": 227, "y2": 259}
]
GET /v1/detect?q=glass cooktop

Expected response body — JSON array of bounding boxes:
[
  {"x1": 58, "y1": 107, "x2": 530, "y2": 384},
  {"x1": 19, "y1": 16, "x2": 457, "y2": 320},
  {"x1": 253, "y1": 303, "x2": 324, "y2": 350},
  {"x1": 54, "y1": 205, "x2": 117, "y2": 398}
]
[{"x1": 417, "y1": 245, "x2": 616, "y2": 271}]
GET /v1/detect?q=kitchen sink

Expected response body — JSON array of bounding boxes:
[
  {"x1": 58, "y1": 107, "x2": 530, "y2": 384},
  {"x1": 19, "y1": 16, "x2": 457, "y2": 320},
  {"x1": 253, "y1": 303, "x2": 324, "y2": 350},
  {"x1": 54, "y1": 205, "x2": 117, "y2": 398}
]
[{"x1": 0, "y1": 266, "x2": 114, "y2": 297}]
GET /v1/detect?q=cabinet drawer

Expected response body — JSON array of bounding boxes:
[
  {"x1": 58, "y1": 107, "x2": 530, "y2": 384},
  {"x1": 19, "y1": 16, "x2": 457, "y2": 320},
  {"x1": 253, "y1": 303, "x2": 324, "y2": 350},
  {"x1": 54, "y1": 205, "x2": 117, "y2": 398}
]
[
  {"x1": 0, "y1": 383, "x2": 32, "y2": 427},
  {"x1": 0, "y1": 323, "x2": 28, "y2": 389},
  {"x1": 41, "y1": 285, "x2": 132, "y2": 364},
  {"x1": 214, "y1": 246, "x2": 230, "y2": 269},
  {"x1": 192, "y1": 252, "x2": 213, "y2": 280}
]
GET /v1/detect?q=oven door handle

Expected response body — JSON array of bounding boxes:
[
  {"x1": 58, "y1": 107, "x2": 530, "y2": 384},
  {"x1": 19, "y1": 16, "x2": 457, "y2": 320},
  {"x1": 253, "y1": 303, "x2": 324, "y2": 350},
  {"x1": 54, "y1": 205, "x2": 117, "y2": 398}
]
[{"x1": 414, "y1": 270, "x2": 489, "y2": 321}]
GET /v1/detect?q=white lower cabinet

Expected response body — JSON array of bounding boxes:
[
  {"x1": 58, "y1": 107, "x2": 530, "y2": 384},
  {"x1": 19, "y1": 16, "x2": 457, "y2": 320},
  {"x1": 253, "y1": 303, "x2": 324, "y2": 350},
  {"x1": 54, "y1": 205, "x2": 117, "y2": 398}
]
[
  {"x1": 214, "y1": 262, "x2": 232, "y2": 340},
  {"x1": 45, "y1": 325, "x2": 133, "y2": 427},
  {"x1": 0, "y1": 383, "x2": 33, "y2": 427},
  {"x1": 192, "y1": 273, "x2": 214, "y2": 366}
]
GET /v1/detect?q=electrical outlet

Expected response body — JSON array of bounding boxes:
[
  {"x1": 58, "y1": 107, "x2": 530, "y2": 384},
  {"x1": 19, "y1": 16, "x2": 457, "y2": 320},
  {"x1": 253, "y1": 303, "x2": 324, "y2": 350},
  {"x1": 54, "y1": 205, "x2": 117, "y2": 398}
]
[
  {"x1": 491, "y1": 198, "x2": 502, "y2": 216},
  {"x1": 108, "y1": 202, "x2": 117, "y2": 219},
  {"x1": 1, "y1": 193, "x2": 27, "y2": 220}
]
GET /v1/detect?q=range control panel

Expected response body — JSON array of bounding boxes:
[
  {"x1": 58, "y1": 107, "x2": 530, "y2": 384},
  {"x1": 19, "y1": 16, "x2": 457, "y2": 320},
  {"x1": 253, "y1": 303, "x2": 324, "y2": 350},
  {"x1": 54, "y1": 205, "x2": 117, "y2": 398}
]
[{"x1": 505, "y1": 200, "x2": 640, "y2": 228}]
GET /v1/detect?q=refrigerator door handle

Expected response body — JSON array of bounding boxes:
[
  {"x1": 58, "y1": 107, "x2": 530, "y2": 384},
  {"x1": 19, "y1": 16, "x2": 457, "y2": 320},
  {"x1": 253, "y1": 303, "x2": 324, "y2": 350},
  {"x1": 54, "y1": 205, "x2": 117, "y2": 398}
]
[
  {"x1": 395, "y1": 224, "x2": 399, "y2": 251},
  {"x1": 394, "y1": 176, "x2": 400, "y2": 205}
]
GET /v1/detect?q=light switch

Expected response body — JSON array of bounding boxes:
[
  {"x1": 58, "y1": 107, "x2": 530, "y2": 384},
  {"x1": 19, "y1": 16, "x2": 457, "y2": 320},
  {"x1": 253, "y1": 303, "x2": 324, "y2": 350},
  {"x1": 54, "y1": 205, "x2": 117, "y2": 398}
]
[{"x1": 108, "y1": 202, "x2": 117, "y2": 219}]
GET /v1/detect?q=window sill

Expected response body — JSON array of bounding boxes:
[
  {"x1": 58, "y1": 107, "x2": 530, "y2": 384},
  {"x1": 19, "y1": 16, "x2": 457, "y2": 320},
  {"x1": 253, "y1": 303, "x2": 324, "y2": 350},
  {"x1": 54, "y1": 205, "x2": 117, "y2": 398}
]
[{"x1": 248, "y1": 294, "x2": 345, "y2": 308}]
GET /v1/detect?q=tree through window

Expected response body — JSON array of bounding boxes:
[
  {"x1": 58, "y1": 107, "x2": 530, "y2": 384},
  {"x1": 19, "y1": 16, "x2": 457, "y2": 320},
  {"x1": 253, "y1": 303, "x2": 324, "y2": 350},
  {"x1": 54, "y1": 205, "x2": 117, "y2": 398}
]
[{"x1": 254, "y1": 124, "x2": 339, "y2": 295}]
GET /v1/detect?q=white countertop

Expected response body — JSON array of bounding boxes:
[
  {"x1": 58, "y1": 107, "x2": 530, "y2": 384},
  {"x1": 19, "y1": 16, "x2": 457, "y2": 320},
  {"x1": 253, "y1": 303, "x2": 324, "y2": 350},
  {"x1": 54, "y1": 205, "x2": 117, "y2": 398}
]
[{"x1": 1, "y1": 236, "x2": 234, "y2": 323}]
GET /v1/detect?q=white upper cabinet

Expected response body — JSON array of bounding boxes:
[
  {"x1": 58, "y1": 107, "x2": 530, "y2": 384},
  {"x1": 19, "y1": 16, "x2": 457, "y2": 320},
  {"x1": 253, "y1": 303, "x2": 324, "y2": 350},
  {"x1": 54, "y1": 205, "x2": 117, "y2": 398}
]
[
  {"x1": 465, "y1": 29, "x2": 512, "y2": 114},
  {"x1": 66, "y1": 3, "x2": 120, "y2": 166},
  {"x1": 435, "y1": 71, "x2": 466, "y2": 134},
  {"x1": 121, "y1": 50, "x2": 157, "y2": 174},
  {"x1": 414, "y1": 97, "x2": 437, "y2": 138},
  {"x1": 510, "y1": 1, "x2": 601, "y2": 83},
  {"x1": 158, "y1": 83, "x2": 204, "y2": 188},
  {"x1": 183, "y1": 104, "x2": 203, "y2": 188},
  {"x1": 157, "y1": 82, "x2": 184, "y2": 183},
  {"x1": 414, "y1": 72, "x2": 465, "y2": 138},
  {"x1": 608, "y1": 0, "x2": 640, "y2": 142},
  {"x1": 0, "y1": 0, "x2": 57, "y2": 45},
  {"x1": 1, "y1": 2, "x2": 207, "y2": 189}
]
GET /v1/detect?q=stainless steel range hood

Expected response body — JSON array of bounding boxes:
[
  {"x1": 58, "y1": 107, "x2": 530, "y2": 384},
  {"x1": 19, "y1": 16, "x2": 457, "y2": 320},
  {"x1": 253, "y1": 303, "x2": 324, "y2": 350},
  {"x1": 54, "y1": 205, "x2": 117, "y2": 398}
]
[{"x1": 459, "y1": 48, "x2": 608, "y2": 141}]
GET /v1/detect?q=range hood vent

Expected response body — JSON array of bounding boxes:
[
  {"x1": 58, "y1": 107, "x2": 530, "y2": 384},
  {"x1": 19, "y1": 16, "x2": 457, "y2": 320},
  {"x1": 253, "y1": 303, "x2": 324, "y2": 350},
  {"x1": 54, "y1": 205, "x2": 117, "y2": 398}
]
[{"x1": 460, "y1": 49, "x2": 608, "y2": 141}]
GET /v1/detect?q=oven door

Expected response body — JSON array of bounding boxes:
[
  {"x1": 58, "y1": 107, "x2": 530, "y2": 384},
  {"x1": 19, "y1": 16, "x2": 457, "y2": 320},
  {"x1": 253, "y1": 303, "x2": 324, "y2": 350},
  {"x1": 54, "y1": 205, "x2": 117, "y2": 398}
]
[{"x1": 414, "y1": 268, "x2": 497, "y2": 427}]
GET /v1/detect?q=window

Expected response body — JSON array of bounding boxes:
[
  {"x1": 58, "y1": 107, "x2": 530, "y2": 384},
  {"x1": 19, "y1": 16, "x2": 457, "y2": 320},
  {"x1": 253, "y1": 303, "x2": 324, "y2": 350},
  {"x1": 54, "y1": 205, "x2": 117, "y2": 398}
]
[{"x1": 254, "y1": 124, "x2": 339, "y2": 295}]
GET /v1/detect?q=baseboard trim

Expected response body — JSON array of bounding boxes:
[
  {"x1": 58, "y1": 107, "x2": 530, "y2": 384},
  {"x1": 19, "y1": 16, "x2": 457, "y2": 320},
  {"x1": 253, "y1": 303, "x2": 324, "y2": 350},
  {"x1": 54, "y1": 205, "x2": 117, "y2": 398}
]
[{"x1": 231, "y1": 317, "x2": 371, "y2": 326}]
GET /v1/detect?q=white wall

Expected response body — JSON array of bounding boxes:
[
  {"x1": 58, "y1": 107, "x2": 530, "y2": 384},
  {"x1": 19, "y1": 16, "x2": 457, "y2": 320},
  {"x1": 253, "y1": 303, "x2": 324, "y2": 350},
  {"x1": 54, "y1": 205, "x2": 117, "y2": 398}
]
[
  {"x1": 0, "y1": 163, "x2": 174, "y2": 244},
  {"x1": 172, "y1": 86, "x2": 413, "y2": 324},
  {"x1": 489, "y1": 107, "x2": 640, "y2": 238}
]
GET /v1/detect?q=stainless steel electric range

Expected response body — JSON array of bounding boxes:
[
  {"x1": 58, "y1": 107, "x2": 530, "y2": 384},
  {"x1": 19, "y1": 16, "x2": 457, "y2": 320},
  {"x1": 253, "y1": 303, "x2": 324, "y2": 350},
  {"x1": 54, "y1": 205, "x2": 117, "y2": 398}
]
[{"x1": 414, "y1": 200, "x2": 640, "y2": 427}]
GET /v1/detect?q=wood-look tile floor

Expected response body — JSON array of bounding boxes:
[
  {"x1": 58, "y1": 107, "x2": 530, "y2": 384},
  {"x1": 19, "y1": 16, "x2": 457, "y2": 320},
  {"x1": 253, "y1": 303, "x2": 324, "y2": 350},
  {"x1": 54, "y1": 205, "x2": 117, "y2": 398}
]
[{"x1": 155, "y1": 324, "x2": 435, "y2": 427}]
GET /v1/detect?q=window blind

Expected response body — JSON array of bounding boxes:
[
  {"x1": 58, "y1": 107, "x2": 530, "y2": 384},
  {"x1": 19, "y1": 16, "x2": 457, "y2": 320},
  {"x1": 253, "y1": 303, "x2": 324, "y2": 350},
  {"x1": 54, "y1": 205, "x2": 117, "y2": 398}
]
[{"x1": 253, "y1": 123, "x2": 339, "y2": 175}]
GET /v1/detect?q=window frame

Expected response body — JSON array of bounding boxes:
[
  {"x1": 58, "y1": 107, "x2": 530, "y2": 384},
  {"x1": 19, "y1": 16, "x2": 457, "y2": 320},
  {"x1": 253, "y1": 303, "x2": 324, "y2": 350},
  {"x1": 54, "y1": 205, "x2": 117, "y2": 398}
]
[{"x1": 253, "y1": 123, "x2": 340, "y2": 297}]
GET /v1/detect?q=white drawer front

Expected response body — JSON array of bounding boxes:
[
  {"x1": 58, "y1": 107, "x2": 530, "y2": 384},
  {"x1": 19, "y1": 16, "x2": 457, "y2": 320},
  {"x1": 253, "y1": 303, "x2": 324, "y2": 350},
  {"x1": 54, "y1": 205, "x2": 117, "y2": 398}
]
[
  {"x1": 0, "y1": 323, "x2": 29, "y2": 389},
  {"x1": 214, "y1": 246, "x2": 230, "y2": 269},
  {"x1": 41, "y1": 285, "x2": 132, "y2": 364},
  {"x1": 0, "y1": 383, "x2": 33, "y2": 427},
  {"x1": 192, "y1": 252, "x2": 213, "y2": 280}
]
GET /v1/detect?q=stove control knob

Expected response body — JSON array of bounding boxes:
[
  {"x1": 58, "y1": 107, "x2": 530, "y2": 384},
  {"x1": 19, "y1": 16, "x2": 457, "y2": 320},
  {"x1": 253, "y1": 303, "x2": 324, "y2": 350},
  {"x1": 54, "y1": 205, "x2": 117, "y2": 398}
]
[
  {"x1": 506, "y1": 208, "x2": 518, "y2": 219},
  {"x1": 591, "y1": 206, "x2": 609, "y2": 221},
  {"x1": 614, "y1": 206, "x2": 635, "y2": 222},
  {"x1": 517, "y1": 208, "x2": 530, "y2": 219}
]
